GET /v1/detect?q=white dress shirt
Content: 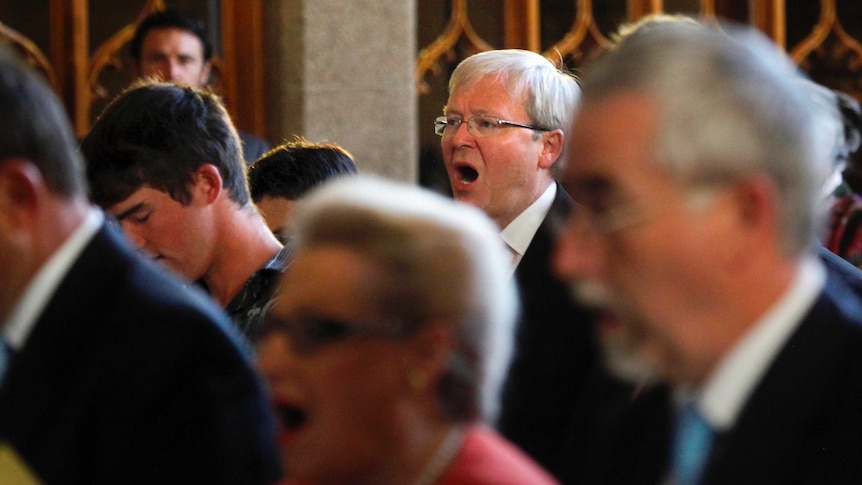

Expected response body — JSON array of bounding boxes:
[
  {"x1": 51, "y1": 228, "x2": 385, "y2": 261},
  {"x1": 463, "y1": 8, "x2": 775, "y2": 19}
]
[
  {"x1": 500, "y1": 183, "x2": 556, "y2": 270},
  {"x1": 678, "y1": 255, "x2": 826, "y2": 432}
]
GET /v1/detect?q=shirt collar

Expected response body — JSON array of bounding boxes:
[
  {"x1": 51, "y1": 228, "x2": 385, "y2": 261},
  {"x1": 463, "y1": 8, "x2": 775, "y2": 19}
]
[
  {"x1": 686, "y1": 255, "x2": 825, "y2": 431},
  {"x1": 500, "y1": 183, "x2": 556, "y2": 263}
]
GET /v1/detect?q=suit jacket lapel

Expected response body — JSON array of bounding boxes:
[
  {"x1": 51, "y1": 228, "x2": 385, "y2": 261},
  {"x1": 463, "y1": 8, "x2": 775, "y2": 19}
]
[{"x1": 516, "y1": 182, "x2": 573, "y2": 280}]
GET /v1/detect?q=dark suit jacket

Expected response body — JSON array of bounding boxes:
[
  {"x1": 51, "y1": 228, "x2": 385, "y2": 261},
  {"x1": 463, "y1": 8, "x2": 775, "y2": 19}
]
[
  {"x1": 819, "y1": 245, "x2": 862, "y2": 295},
  {"x1": 240, "y1": 131, "x2": 271, "y2": 165},
  {"x1": 497, "y1": 184, "x2": 633, "y2": 482},
  {"x1": 590, "y1": 258, "x2": 862, "y2": 485},
  {"x1": 0, "y1": 224, "x2": 281, "y2": 484}
]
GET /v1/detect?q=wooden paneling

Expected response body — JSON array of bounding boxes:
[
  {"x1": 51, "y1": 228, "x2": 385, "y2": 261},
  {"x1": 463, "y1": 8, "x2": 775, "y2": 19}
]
[
  {"x1": 50, "y1": 0, "x2": 88, "y2": 136},
  {"x1": 221, "y1": 0, "x2": 266, "y2": 136},
  {"x1": 504, "y1": 0, "x2": 541, "y2": 50}
]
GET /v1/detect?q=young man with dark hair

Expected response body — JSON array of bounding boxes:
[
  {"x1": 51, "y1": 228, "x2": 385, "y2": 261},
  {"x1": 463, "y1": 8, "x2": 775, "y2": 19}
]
[
  {"x1": 82, "y1": 80, "x2": 287, "y2": 343},
  {"x1": 248, "y1": 137, "x2": 358, "y2": 243}
]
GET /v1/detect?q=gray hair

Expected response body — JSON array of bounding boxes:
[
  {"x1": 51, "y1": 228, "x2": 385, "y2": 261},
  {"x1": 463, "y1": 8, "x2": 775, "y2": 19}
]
[
  {"x1": 0, "y1": 46, "x2": 85, "y2": 198},
  {"x1": 292, "y1": 175, "x2": 518, "y2": 423},
  {"x1": 448, "y1": 49, "x2": 580, "y2": 168},
  {"x1": 579, "y1": 23, "x2": 827, "y2": 257}
]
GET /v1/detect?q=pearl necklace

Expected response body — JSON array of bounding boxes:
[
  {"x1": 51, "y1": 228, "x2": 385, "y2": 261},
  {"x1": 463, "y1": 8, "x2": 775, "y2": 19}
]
[{"x1": 413, "y1": 426, "x2": 465, "y2": 485}]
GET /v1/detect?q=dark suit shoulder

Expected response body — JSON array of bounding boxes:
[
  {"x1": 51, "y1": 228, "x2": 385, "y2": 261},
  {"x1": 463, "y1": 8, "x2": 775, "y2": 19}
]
[
  {"x1": 713, "y1": 281, "x2": 862, "y2": 481},
  {"x1": 239, "y1": 131, "x2": 271, "y2": 165},
  {"x1": 0, "y1": 225, "x2": 281, "y2": 484},
  {"x1": 500, "y1": 184, "x2": 633, "y2": 481}
]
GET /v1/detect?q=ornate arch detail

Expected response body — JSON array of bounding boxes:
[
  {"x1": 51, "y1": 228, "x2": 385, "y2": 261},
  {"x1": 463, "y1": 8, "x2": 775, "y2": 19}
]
[
  {"x1": 87, "y1": 0, "x2": 165, "y2": 101},
  {"x1": 542, "y1": 0, "x2": 612, "y2": 68},
  {"x1": 790, "y1": 0, "x2": 862, "y2": 95},
  {"x1": 0, "y1": 20, "x2": 57, "y2": 89},
  {"x1": 415, "y1": 0, "x2": 494, "y2": 94}
]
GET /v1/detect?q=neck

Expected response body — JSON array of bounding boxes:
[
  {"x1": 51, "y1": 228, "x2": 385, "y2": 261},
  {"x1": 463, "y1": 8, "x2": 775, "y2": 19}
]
[
  {"x1": 1, "y1": 196, "x2": 89, "y2": 324},
  {"x1": 493, "y1": 179, "x2": 554, "y2": 230},
  {"x1": 203, "y1": 202, "x2": 282, "y2": 306},
  {"x1": 411, "y1": 424, "x2": 464, "y2": 485},
  {"x1": 677, "y1": 254, "x2": 802, "y2": 387},
  {"x1": 368, "y1": 411, "x2": 461, "y2": 485}
]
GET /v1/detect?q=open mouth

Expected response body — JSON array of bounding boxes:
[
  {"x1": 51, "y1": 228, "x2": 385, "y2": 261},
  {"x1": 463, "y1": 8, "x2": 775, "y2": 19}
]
[
  {"x1": 596, "y1": 309, "x2": 623, "y2": 331},
  {"x1": 276, "y1": 402, "x2": 308, "y2": 432},
  {"x1": 455, "y1": 164, "x2": 479, "y2": 184}
]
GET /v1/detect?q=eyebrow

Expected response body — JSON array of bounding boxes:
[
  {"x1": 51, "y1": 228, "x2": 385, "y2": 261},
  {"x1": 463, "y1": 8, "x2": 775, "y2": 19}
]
[{"x1": 114, "y1": 202, "x2": 146, "y2": 221}]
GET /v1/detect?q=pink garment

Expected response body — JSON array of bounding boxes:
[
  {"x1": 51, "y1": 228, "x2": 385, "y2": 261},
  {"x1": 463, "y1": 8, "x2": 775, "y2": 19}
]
[
  {"x1": 435, "y1": 425, "x2": 558, "y2": 485},
  {"x1": 278, "y1": 425, "x2": 558, "y2": 485}
]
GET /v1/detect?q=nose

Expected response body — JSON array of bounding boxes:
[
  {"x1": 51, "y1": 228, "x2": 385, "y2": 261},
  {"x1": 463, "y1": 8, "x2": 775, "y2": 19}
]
[
  {"x1": 166, "y1": 60, "x2": 183, "y2": 82},
  {"x1": 449, "y1": 118, "x2": 476, "y2": 147},
  {"x1": 119, "y1": 221, "x2": 147, "y2": 250},
  {"x1": 552, "y1": 213, "x2": 606, "y2": 283},
  {"x1": 258, "y1": 333, "x2": 298, "y2": 378}
]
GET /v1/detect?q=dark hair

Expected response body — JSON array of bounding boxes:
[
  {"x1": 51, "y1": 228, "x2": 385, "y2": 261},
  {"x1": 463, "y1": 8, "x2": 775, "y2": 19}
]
[
  {"x1": 130, "y1": 9, "x2": 213, "y2": 62},
  {"x1": 248, "y1": 137, "x2": 358, "y2": 202},
  {"x1": 81, "y1": 80, "x2": 249, "y2": 208},
  {"x1": 0, "y1": 46, "x2": 84, "y2": 198}
]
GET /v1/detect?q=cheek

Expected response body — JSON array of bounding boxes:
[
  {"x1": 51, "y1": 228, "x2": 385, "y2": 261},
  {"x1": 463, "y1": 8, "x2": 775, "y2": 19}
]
[
  {"x1": 612, "y1": 223, "x2": 721, "y2": 331},
  {"x1": 309, "y1": 354, "x2": 406, "y2": 460},
  {"x1": 606, "y1": 230, "x2": 689, "y2": 311},
  {"x1": 164, "y1": 210, "x2": 208, "y2": 247},
  {"x1": 316, "y1": 349, "x2": 406, "y2": 414},
  {"x1": 490, "y1": 139, "x2": 538, "y2": 176},
  {"x1": 146, "y1": 218, "x2": 184, "y2": 250}
]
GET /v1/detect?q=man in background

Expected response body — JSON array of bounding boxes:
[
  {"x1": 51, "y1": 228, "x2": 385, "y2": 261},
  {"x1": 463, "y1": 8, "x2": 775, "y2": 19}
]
[
  {"x1": 248, "y1": 137, "x2": 358, "y2": 244},
  {"x1": 437, "y1": 48, "x2": 631, "y2": 479},
  {"x1": 0, "y1": 46, "x2": 280, "y2": 484},
  {"x1": 130, "y1": 8, "x2": 270, "y2": 163}
]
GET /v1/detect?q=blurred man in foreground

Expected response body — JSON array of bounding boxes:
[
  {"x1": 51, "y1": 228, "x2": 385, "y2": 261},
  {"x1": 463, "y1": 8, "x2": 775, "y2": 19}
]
[
  {"x1": 0, "y1": 47, "x2": 279, "y2": 484},
  {"x1": 554, "y1": 23, "x2": 862, "y2": 484}
]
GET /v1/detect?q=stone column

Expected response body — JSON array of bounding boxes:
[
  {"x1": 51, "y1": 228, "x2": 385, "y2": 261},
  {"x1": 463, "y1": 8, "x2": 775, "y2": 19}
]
[{"x1": 264, "y1": 0, "x2": 417, "y2": 183}]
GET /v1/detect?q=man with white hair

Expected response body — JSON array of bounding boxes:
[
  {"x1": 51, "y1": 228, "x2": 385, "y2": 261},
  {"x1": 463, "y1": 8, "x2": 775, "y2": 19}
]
[{"x1": 438, "y1": 49, "x2": 630, "y2": 478}]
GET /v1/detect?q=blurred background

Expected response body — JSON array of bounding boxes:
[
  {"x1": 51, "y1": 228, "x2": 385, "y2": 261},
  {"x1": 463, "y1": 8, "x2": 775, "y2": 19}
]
[{"x1": 2, "y1": 0, "x2": 859, "y2": 191}]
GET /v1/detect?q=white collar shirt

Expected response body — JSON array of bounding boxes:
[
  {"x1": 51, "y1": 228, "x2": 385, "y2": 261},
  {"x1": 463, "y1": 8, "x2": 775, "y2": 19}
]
[
  {"x1": 678, "y1": 255, "x2": 825, "y2": 432},
  {"x1": 500, "y1": 183, "x2": 556, "y2": 271}
]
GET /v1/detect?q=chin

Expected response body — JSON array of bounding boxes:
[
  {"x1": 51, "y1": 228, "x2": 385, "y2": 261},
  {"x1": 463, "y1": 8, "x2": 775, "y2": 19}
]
[{"x1": 599, "y1": 332, "x2": 661, "y2": 386}]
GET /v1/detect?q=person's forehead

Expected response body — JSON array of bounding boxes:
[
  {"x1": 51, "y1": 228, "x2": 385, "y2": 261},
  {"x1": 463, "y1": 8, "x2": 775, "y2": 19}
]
[
  {"x1": 142, "y1": 27, "x2": 204, "y2": 55},
  {"x1": 446, "y1": 76, "x2": 524, "y2": 113},
  {"x1": 565, "y1": 94, "x2": 661, "y2": 185},
  {"x1": 107, "y1": 185, "x2": 169, "y2": 215},
  {"x1": 278, "y1": 246, "x2": 379, "y2": 313}
]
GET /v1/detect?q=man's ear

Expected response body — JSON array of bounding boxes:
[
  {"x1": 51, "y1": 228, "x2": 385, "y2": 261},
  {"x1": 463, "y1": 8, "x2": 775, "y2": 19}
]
[
  {"x1": 200, "y1": 61, "x2": 213, "y2": 87},
  {"x1": 719, "y1": 173, "x2": 781, "y2": 269},
  {"x1": 192, "y1": 164, "x2": 224, "y2": 205},
  {"x1": 405, "y1": 322, "x2": 456, "y2": 394},
  {"x1": 538, "y1": 129, "x2": 565, "y2": 170},
  {"x1": 0, "y1": 159, "x2": 44, "y2": 225}
]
